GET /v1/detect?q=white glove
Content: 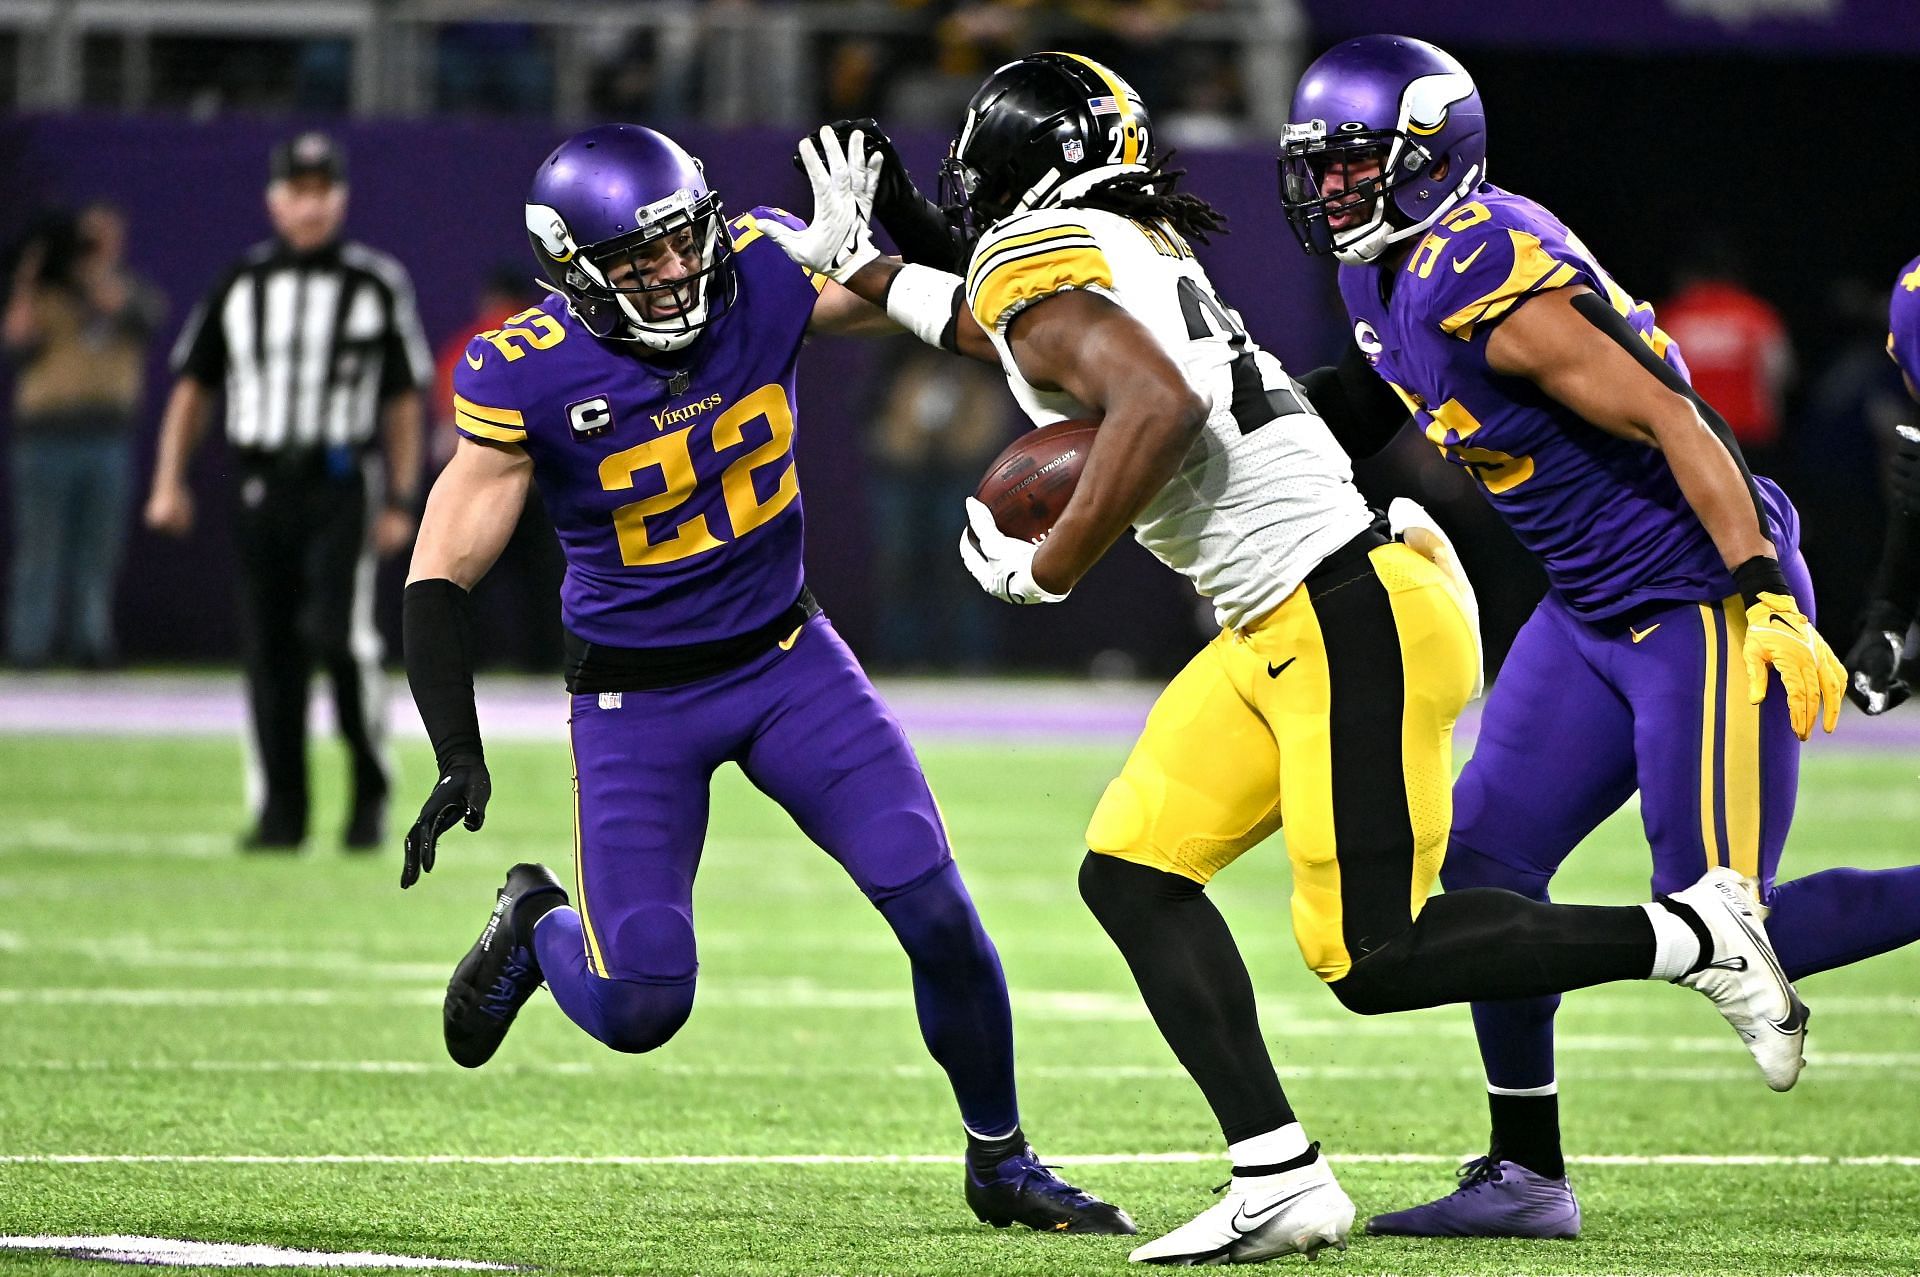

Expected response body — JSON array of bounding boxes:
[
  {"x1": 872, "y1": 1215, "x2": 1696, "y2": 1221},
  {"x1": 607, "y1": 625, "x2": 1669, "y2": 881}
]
[
  {"x1": 1388, "y1": 496, "x2": 1485, "y2": 699},
  {"x1": 758, "y1": 126, "x2": 884, "y2": 284},
  {"x1": 959, "y1": 497, "x2": 1070, "y2": 605}
]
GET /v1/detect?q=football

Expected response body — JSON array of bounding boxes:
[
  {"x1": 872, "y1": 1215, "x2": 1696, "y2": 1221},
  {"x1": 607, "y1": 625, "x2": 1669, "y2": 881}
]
[{"x1": 974, "y1": 418, "x2": 1099, "y2": 542}]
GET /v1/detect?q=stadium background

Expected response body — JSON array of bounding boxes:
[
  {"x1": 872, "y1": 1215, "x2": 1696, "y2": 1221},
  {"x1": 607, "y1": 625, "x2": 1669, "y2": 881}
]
[{"x1": 5, "y1": 0, "x2": 1920, "y2": 674}]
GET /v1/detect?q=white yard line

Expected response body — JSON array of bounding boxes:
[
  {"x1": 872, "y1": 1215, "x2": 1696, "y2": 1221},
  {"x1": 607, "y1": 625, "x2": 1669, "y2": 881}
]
[
  {"x1": 3, "y1": 1151, "x2": 1917, "y2": 1168},
  {"x1": 4, "y1": 1055, "x2": 1917, "y2": 1081}
]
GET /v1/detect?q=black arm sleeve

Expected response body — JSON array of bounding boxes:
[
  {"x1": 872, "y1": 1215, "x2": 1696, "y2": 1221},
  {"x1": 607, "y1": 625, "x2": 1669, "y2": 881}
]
[
  {"x1": 808, "y1": 119, "x2": 967, "y2": 273},
  {"x1": 1298, "y1": 339, "x2": 1411, "y2": 460},
  {"x1": 403, "y1": 579, "x2": 485, "y2": 771},
  {"x1": 1868, "y1": 507, "x2": 1920, "y2": 622}
]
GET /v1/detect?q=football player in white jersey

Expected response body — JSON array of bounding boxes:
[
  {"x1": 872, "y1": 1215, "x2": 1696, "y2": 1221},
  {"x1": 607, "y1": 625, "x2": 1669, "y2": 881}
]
[{"x1": 766, "y1": 54, "x2": 1810, "y2": 1266}]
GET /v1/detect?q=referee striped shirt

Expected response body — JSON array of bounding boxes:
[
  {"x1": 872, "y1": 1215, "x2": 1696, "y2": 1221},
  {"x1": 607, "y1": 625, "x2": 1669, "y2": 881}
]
[{"x1": 171, "y1": 238, "x2": 432, "y2": 450}]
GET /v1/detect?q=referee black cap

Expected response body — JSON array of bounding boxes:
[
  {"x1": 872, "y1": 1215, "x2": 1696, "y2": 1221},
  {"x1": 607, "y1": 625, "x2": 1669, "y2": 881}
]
[{"x1": 270, "y1": 131, "x2": 347, "y2": 185}]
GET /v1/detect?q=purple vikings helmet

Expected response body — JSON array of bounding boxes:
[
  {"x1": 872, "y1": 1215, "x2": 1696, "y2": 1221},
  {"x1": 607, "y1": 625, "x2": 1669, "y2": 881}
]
[
  {"x1": 525, "y1": 125, "x2": 734, "y2": 353},
  {"x1": 1279, "y1": 35, "x2": 1486, "y2": 264}
]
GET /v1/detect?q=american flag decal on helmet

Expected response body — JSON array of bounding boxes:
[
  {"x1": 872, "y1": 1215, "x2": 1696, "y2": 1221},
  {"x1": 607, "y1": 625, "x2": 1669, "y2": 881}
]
[{"x1": 1088, "y1": 95, "x2": 1121, "y2": 116}]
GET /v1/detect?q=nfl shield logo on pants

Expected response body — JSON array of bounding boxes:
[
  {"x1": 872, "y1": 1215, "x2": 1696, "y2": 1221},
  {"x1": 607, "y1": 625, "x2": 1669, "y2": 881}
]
[{"x1": 1062, "y1": 138, "x2": 1084, "y2": 163}]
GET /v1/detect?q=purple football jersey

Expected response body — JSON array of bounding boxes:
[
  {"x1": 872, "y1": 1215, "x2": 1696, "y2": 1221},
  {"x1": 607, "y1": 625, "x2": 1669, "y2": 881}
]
[
  {"x1": 452, "y1": 207, "x2": 825, "y2": 646},
  {"x1": 1337, "y1": 183, "x2": 1795, "y2": 620},
  {"x1": 1889, "y1": 253, "x2": 1920, "y2": 390}
]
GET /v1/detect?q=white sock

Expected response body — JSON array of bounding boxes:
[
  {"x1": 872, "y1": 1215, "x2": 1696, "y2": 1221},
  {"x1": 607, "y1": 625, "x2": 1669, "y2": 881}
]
[
  {"x1": 1643, "y1": 901, "x2": 1703, "y2": 979},
  {"x1": 1228, "y1": 1122, "x2": 1310, "y2": 1172},
  {"x1": 1487, "y1": 1081, "x2": 1558, "y2": 1098}
]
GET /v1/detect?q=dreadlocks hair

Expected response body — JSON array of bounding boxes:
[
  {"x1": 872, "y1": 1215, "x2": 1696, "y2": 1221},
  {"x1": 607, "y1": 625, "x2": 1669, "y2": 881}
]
[{"x1": 1061, "y1": 153, "x2": 1228, "y2": 244}]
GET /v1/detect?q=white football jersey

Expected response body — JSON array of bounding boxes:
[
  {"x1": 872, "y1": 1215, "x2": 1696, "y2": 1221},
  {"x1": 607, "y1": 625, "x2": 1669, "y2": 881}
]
[{"x1": 965, "y1": 205, "x2": 1373, "y2": 630}]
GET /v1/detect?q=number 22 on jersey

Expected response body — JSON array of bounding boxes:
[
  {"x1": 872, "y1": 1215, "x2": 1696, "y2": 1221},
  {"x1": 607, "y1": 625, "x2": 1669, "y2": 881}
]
[{"x1": 597, "y1": 384, "x2": 798, "y2": 566}]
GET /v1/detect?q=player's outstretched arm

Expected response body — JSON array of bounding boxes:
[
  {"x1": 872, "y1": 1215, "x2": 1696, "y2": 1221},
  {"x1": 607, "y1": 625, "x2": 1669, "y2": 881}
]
[
  {"x1": 765, "y1": 126, "x2": 998, "y2": 363},
  {"x1": 1847, "y1": 426, "x2": 1920, "y2": 714},
  {"x1": 1487, "y1": 284, "x2": 1844, "y2": 737},
  {"x1": 399, "y1": 438, "x2": 532, "y2": 888},
  {"x1": 1004, "y1": 290, "x2": 1209, "y2": 595}
]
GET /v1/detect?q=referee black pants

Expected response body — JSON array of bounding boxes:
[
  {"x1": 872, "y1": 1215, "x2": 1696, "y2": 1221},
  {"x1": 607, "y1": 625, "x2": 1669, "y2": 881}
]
[{"x1": 231, "y1": 451, "x2": 388, "y2": 840}]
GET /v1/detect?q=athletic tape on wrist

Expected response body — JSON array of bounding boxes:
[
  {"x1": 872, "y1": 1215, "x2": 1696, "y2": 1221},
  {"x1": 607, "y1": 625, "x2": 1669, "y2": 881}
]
[{"x1": 884, "y1": 263, "x2": 965, "y2": 352}]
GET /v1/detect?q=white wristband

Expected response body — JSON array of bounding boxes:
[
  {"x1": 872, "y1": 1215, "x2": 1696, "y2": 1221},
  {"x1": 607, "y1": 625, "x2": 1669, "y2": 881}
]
[{"x1": 885, "y1": 262, "x2": 965, "y2": 350}]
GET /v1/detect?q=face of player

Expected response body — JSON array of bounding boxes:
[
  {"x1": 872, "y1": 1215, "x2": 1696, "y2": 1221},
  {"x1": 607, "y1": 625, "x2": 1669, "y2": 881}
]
[
  {"x1": 267, "y1": 174, "x2": 347, "y2": 253},
  {"x1": 1316, "y1": 151, "x2": 1386, "y2": 233},
  {"x1": 602, "y1": 224, "x2": 704, "y2": 321}
]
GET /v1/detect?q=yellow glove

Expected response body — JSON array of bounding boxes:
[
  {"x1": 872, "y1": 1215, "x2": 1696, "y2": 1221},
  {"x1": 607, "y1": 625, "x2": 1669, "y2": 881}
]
[{"x1": 1743, "y1": 592, "x2": 1846, "y2": 740}]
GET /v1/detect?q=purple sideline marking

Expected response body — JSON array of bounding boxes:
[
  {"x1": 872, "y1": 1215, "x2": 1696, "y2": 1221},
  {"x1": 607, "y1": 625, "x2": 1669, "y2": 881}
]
[
  {"x1": 7, "y1": 674, "x2": 1920, "y2": 753},
  {"x1": 0, "y1": 673, "x2": 1159, "y2": 743}
]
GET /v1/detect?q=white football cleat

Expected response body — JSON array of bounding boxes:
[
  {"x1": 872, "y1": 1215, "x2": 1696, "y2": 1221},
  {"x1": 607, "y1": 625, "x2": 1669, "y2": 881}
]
[
  {"x1": 1670, "y1": 866, "x2": 1808, "y2": 1092},
  {"x1": 1129, "y1": 1150, "x2": 1354, "y2": 1265}
]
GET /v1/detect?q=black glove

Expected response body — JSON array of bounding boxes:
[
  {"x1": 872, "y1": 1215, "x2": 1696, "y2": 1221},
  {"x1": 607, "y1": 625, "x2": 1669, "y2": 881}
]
[
  {"x1": 1844, "y1": 601, "x2": 1912, "y2": 716},
  {"x1": 402, "y1": 761, "x2": 491, "y2": 889},
  {"x1": 1890, "y1": 426, "x2": 1920, "y2": 517},
  {"x1": 800, "y1": 118, "x2": 967, "y2": 273}
]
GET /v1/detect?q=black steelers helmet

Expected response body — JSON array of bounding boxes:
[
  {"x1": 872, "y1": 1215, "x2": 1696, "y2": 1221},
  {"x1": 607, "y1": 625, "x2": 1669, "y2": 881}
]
[{"x1": 939, "y1": 52, "x2": 1153, "y2": 234}]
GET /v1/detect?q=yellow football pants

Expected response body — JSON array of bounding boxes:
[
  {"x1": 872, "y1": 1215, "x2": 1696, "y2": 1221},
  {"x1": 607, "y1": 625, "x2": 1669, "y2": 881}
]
[{"x1": 1085, "y1": 541, "x2": 1479, "y2": 983}]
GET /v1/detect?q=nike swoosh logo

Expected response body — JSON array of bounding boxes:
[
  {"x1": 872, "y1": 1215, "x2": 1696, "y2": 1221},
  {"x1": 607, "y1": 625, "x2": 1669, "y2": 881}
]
[
  {"x1": 1631, "y1": 624, "x2": 1661, "y2": 644},
  {"x1": 1267, "y1": 658, "x2": 1296, "y2": 678},
  {"x1": 777, "y1": 625, "x2": 804, "y2": 651},
  {"x1": 1719, "y1": 894, "x2": 1804, "y2": 1036},
  {"x1": 465, "y1": 351, "x2": 484, "y2": 370},
  {"x1": 1451, "y1": 244, "x2": 1486, "y2": 273},
  {"x1": 1771, "y1": 990, "x2": 1809, "y2": 1036},
  {"x1": 1231, "y1": 1186, "x2": 1320, "y2": 1233}
]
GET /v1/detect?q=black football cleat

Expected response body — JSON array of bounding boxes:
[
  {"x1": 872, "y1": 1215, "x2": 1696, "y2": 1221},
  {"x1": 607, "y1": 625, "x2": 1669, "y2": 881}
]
[
  {"x1": 443, "y1": 863, "x2": 568, "y2": 1068},
  {"x1": 965, "y1": 1145, "x2": 1137, "y2": 1234}
]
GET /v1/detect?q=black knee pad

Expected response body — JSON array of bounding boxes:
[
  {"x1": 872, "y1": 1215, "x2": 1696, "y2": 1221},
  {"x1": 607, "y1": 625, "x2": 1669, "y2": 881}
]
[
  {"x1": 1078, "y1": 852, "x2": 1199, "y2": 924},
  {"x1": 1326, "y1": 954, "x2": 1404, "y2": 1016}
]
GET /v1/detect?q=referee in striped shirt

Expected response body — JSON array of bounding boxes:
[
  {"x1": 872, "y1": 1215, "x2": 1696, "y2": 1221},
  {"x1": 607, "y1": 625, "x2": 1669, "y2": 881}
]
[{"x1": 144, "y1": 132, "x2": 430, "y2": 851}]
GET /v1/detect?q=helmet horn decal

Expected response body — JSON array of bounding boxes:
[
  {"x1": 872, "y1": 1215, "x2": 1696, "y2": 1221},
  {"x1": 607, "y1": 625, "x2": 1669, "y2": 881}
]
[
  {"x1": 1401, "y1": 72, "x2": 1474, "y2": 138},
  {"x1": 524, "y1": 203, "x2": 576, "y2": 263}
]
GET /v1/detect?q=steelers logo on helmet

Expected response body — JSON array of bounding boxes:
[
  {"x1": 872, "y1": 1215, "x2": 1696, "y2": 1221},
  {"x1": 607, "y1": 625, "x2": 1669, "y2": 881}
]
[
  {"x1": 1278, "y1": 34, "x2": 1487, "y2": 265},
  {"x1": 939, "y1": 52, "x2": 1156, "y2": 236}
]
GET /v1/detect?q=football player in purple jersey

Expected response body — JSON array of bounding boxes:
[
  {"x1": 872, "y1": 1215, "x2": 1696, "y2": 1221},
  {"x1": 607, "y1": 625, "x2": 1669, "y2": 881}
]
[
  {"x1": 1280, "y1": 35, "x2": 1920, "y2": 1239},
  {"x1": 1843, "y1": 254, "x2": 1920, "y2": 713},
  {"x1": 397, "y1": 124, "x2": 1133, "y2": 1236}
]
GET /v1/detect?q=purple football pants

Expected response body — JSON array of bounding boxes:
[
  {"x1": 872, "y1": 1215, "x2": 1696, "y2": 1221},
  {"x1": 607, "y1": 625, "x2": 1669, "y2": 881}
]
[
  {"x1": 528, "y1": 614, "x2": 1020, "y2": 1136},
  {"x1": 1451, "y1": 541, "x2": 1920, "y2": 1090}
]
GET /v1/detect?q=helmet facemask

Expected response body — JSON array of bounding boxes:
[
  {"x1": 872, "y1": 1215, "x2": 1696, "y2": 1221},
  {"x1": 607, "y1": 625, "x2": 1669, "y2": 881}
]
[
  {"x1": 1280, "y1": 120, "x2": 1476, "y2": 264},
  {"x1": 540, "y1": 190, "x2": 735, "y2": 353}
]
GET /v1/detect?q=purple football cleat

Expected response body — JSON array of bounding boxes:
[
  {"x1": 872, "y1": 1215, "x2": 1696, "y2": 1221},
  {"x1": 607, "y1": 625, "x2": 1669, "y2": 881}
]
[{"x1": 1367, "y1": 1157, "x2": 1580, "y2": 1239}]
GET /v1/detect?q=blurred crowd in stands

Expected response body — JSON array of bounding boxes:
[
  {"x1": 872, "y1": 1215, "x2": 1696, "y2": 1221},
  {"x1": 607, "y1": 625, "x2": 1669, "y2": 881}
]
[
  {"x1": 48, "y1": 1, "x2": 1265, "y2": 146},
  {"x1": 4, "y1": 2, "x2": 1915, "y2": 676}
]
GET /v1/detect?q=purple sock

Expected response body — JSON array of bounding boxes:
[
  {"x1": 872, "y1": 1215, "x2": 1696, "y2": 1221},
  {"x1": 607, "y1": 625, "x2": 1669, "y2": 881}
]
[
  {"x1": 1766, "y1": 866, "x2": 1920, "y2": 980},
  {"x1": 876, "y1": 862, "x2": 1020, "y2": 1138}
]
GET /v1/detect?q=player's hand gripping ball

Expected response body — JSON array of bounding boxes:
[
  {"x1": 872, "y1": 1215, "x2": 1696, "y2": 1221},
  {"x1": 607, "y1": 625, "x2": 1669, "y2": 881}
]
[
  {"x1": 959, "y1": 419, "x2": 1097, "y2": 605},
  {"x1": 972, "y1": 418, "x2": 1099, "y2": 542}
]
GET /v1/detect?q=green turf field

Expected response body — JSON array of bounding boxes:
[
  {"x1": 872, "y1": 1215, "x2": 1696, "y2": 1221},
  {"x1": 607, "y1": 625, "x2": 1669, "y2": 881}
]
[{"x1": 2, "y1": 729, "x2": 1917, "y2": 1276}]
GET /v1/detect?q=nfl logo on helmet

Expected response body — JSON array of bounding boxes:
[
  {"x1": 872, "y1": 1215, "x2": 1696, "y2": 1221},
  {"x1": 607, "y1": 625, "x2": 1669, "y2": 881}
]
[{"x1": 1062, "y1": 138, "x2": 1085, "y2": 163}]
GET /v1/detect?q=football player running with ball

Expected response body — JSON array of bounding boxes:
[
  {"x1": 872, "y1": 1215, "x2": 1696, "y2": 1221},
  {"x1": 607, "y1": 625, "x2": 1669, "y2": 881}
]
[
  {"x1": 773, "y1": 53, "x2": 1822, "y2": 1265},
  {"x1": 400, "y1": 124, "x2": 1134, "y2": 1237},
  {"x1": 1280, "y1": 35, "x2": 1920, "y2": 1239}
]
